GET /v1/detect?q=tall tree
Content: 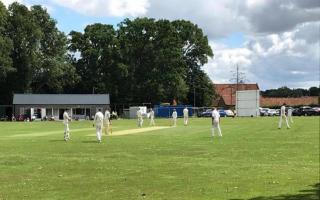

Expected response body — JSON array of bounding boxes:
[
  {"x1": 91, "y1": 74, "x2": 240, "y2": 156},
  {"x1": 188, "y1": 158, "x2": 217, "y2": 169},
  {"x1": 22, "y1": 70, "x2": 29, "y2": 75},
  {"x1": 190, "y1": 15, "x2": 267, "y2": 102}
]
[
  {"x1": 29, "y1": 5, "x2": 78, "y2": 93},
  {"x1": 117, "y1": 18, "x2": 189, "y2": 104},
  {"x1": 69, "y1": 23, "x2": 119, "y2": 96},
  {"x1": 309, "y1": 87, "x2": 319, "y2": 96},
  {"x1": 5, "y1": 3, "x2": 77, "y2": 97},
  {"x1": 0, "y1": 2, "x2": 13, "y2": 104},
  {"x1": 0, "y1": 2, "x2": 13, "y2": 79},
  {"x1": 172, "y1": 20, "x2": 214, "y2": 106},
  {"x1": 6, "y1": 2, "x2": 41, "y2": 93},
  {"x1": 68, "y1": 18, "x2": 215, "y2": 106}
]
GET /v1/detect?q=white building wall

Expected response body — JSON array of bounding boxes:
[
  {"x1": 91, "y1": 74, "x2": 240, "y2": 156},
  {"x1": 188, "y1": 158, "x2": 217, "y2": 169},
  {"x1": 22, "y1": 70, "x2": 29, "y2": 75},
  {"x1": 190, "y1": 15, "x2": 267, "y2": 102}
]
[{"x1": 129, "y1": 106, "x2": 147, "y2": 119}]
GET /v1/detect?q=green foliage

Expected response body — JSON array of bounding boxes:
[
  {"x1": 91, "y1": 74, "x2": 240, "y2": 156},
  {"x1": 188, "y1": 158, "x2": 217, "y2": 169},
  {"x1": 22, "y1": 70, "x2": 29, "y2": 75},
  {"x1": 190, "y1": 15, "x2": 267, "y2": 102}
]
[
  {"x1": 0, "y1": 1, "x2": 14, "y2": 80},
  {"x1": 69, "y1": 18, "x2": 214, "y2": 105},
  {"x1": 309, "y1": 87, "x2": 320, "y2": 96},
  {"x1": 30, "y1": 5, "x2": 78, "y2": 93},
  {"x1": 0, "y1": 2, "x2": 77, "y2": 104},
  {"x1": 261, "y1": 86, "x2": 320, "y2": 97},
  {"x1": 69, "y1": 23, "x2": 119, "y2": 96},
  {"x1": 0, "y1": 2, "x2": 214, "y2": 106}
]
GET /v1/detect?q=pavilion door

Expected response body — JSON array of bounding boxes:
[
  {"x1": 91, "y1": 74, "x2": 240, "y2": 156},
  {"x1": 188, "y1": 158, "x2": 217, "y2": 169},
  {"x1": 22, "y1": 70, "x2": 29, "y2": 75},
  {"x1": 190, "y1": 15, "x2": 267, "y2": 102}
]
[{"x1": 59, "y1": 109, "x2": 65, "y2": 120}]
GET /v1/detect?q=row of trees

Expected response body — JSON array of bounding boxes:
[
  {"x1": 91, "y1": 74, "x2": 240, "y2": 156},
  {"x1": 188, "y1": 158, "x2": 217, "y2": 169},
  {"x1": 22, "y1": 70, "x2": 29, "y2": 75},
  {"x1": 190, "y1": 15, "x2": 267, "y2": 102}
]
[
  {"x1": 261, "y1": 86, "x2": 319, "y2": 98},
  {"x1": 0, "y1": 2, "x2": 215, "y2": 106}
]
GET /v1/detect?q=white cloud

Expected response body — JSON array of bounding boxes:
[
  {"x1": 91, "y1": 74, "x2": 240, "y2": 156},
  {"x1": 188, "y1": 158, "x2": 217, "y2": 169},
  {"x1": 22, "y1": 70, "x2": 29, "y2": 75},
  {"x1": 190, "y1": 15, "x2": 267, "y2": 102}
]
[
  {"x1": 3, "y1": 0, "x2": 319, "y2": 90},
  {"x1": 204, "y1": 22, "x2": 319, "y2": 90},
  {"x1": 51, "y1": 0, "x2": 149, "y2": 17},
  {"x1": 47, "y1": 0, "x2": 319, "y2": 40},
  {"x1": 1, "y1": 0, "x2": 24, "y2": 7},
  {"x1": 146, "y1": 0, "x2": 249, "y2": 38},
  {"x1": 242, "y1": 0, "x2": 320, "y2": 33}
]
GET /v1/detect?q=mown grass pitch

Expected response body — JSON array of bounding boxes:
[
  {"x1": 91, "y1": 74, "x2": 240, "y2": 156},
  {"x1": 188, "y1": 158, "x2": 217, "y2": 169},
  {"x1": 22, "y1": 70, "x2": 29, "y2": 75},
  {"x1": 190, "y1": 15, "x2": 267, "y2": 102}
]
[{"x1": 0, "y1": 117, "x2": 319, "y2": 200}]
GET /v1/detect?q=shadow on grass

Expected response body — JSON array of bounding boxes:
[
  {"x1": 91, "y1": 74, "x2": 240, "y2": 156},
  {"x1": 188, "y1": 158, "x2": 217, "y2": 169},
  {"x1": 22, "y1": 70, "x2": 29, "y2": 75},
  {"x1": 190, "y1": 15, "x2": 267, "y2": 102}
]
[
  {"x1": 81, "y1": 140, "x2": 99, "y2": 143},
  {"x1": 49, "y1": 139, "x2": 66, "y2": 142},
  {"x1": 230, "y1": 183, "x2": 319, "y2": 200}
]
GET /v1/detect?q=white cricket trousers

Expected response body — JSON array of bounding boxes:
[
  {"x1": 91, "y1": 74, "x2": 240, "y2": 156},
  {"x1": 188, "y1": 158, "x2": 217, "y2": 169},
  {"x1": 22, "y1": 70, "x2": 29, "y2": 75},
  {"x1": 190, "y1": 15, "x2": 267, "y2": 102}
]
[
  {"x1": 184, "y1": 116, "x2": 188, "y2": 125},
  {"x1": 96, "y1": 125, "x2": 102, "y2": 142},
  {"x1": 211, "y1": 122, "x2": 222, "y2": 137},
  {"x1": 105, "y1": 120, "x2": 110, "y2": 134},
  {"x1": 138, "y1": 118, "x2": 143, "y2": 127},
  {"x1": 150, "y1": 117, "x2": 155, "y2": 126},
  {"x1": 64, "y1": 123, "x2": 70, "y2": 140},
  {"x1": 172, "y1": 118, "x2": 177, "y2": 127},
  {"x1": 288, "y1": 115, "x2": 294, "y2": 123},
  {"x1": 278, "y1": 115, "x2": 290, "y2": 129}
]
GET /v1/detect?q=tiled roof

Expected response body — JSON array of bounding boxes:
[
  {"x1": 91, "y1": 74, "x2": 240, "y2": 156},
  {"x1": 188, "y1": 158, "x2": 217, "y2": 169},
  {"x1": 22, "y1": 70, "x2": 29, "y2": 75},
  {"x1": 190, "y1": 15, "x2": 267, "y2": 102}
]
[
  {"x1": 13, "y1": 94, "x2": 110, "y2": 105},
  {"x1": 214, "y1": 83, "x2": 259, "y2": 106}
]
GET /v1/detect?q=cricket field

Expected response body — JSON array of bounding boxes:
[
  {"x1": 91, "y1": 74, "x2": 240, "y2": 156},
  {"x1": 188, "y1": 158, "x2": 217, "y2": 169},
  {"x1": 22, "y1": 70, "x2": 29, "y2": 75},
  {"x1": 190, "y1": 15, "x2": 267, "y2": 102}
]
[{"x1": 0, "y1": 117, "x2": 319, "y2": 200}]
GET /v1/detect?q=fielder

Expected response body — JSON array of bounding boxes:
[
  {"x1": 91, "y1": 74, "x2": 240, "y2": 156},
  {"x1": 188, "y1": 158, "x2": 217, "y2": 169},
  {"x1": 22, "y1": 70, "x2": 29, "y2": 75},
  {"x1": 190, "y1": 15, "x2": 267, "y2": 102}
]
[
  {"x1": 63, "y1": 109, "x2": 71, "y2": 141},
  {"x1": 211, "y1": 107, "x2": 222, "y2": 138},
  {"x1": 104, "y1": 109, "x2": 112, "y2": 135},
  {"x1": 172, "y1": 109, "x2": 177, "y2": 127},
  {"x1": 183, "y1": 107, "x2": 189, "y2": 126},
  {"x1": 278, "y1": 103, "x2": 290, "y2": 129},
  {"x1": 137, "y1": 108, "x2": 143, "y2": 127},
  {"x1": 93, "y1": 109, "x2": 104, "y2": 143},
  {"x1": 149, "y1": 108, "x2": 155, "y2": 126},
  {"x1": 287, "y1": 107, "x2": 294, "y2": 124}
]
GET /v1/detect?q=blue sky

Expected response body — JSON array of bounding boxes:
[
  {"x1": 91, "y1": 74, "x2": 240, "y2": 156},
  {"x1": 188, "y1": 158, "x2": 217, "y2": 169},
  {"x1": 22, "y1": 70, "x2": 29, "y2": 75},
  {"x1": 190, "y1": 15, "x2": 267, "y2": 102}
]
[
  {"x1": 52, "y1": 5, "x2": 121, "y2": 33},
  {"x1": 3, "y1": 0, "x2": 319, "y2": 90}
]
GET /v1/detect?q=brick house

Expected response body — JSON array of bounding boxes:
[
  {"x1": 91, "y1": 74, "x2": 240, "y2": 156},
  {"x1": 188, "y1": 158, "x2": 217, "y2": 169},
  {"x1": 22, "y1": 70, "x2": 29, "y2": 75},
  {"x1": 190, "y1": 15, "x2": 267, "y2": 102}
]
[
  {"x1": 213, "y1": 83, "x2": 259, "y2": 107},
  {"x1": 260, "y1": 96, "x2": 319, "y2": 107},
  {"x1": 213, "y1": 84, "x2": 319, "y2": 108}
]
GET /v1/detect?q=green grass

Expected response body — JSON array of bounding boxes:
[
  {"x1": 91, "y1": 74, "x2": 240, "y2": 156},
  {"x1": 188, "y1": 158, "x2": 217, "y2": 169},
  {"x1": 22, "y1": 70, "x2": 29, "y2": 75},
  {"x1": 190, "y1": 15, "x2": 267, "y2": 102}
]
[{"x1": 0, "y1": 117, "x2": 319, "y2": 200}]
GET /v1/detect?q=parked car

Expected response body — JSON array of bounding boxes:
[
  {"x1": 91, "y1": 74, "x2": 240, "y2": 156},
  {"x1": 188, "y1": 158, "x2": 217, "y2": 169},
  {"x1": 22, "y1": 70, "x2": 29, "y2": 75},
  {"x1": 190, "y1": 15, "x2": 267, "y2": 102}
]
[
  {"x1": 31, "y1": 113, "x2": 42, "y2": 121},
  {"x1": 218, "y1": 110, "x2": 227, "y2": 117},
  {"x1": 198, "y1": 109, "x2": 212, "y2": 117},
  {"x1": 267, "y1": 109, "x2": 278, "y2": 116},
  {"x1": 16, "y1": 114, "x2": 27, "y2": 121},
  {"x1": 259, "y1": 108, "x2": 269, "y2": 116},
  {"x1": 0, "y1": 116, "x2": 8, "y2": 121},
  {"x1": 225, "y1": 110, "x2": 235, "y2": 117},
  {"x1": 312, "y1": 107, "x2": 320, "y2": 116},
  {"x1": 292, "y1": 106, "x2": 318, "y2": 116}
]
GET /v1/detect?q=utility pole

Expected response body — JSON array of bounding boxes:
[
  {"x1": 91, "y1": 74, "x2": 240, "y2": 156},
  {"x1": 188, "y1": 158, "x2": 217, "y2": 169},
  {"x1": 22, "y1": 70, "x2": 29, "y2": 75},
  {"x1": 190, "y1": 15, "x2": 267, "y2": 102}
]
[
  {"x1": 236, "y1": 64, "x2": 239, "y2": 91},
  {"x1": 230, "y1": 64, "x2": 247, "y2": 90},
  {"x1": 193, "y1": 79, "x2": 196, "y2": 108}
]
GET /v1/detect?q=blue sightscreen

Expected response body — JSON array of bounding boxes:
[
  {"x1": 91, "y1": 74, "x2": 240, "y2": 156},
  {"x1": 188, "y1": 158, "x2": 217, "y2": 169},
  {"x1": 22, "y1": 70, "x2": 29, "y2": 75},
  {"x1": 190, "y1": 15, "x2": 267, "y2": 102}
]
[{"x1": 154, "y1": 105, "x2": 193, "y2": 118}]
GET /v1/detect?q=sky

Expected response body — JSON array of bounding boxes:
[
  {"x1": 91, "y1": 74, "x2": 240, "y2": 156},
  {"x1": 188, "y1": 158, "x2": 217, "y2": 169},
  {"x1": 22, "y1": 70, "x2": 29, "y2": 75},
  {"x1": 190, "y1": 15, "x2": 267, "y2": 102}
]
[{"x1": 2, "y1": 0, "x2": 320, "y2": 90}]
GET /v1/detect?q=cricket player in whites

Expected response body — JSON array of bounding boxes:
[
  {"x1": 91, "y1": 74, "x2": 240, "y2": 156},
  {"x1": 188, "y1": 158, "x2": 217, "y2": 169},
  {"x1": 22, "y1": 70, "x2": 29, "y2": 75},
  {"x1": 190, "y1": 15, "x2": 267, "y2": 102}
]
[
  {"x1": 211, "y1": 107, "x2": 222, "y2": 139},
  {"x1": 279, "y1": 103, "x2": 290, "y2": 129},
  {"x1": 93, "y1": 109, "x2": 104, "y2": 143},
  {"x1": 172, "y1": 109, "x2": 177, "y2": 127},
  {"x1": 63, "y1": 109, "x2": 71, "y2": 141},
  {"x1": 104, "y1": 108, "x2": 112, "y2": 135},
  {"x1": 137, "y1": 108, "x2": 143, "y2": 127},
  {"x1": 149, "y1": 108, "x2": 155, "y2": 126},
  {"x1": 183, "y1": 106, "x2": 189, "y2": 126},
  {"x1": 287, "y1": 107, "x2": 294, "y2": 124}
]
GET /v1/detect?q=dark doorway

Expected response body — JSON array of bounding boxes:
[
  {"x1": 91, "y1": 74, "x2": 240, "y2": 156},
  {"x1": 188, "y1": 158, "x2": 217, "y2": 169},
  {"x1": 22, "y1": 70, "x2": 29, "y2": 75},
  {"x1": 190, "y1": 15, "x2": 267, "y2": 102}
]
[{"x1": 59, "y1": 109, "x2": 65, "y2": 120}]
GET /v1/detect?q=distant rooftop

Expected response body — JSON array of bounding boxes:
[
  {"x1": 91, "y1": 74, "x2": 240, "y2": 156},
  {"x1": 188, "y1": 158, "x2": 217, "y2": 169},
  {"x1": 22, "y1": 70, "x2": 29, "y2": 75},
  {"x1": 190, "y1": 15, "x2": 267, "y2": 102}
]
[
  {"x1": 13, "y1": 94, "x2": 110, "y2": 105},
  {"x1": 214, "y1": 83, "x2": 259, "y2": 106}
]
